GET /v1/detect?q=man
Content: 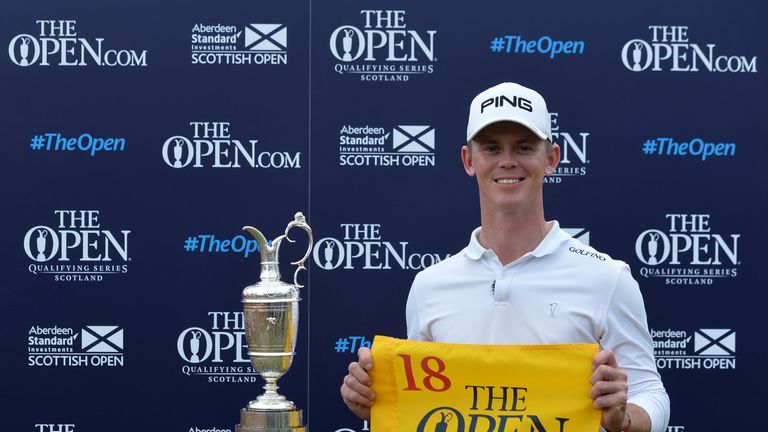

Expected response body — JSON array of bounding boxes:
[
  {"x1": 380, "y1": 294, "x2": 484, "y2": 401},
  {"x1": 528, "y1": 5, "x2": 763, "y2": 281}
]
[{"x1": 340, "y1": 82, "x2": 670, "y2": 432}]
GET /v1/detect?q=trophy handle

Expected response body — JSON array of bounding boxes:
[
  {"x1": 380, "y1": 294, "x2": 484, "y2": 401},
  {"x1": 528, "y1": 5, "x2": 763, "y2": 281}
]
[{"x1": 283, "y1": 212, "x2": 313, "y2": 288}]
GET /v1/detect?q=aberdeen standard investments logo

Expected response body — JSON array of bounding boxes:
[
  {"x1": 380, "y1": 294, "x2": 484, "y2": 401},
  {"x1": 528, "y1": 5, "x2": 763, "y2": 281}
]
[
  {"x1": 177, "y1": 312, "x2": 257, "y2": 383},
  {"x1": 163, "y1": 121, "x2": 301, "y2": 169},
  {"x1": 9, "y1": 20, "x2": 148, "y2": 67},
  {"x1": 621, "y1": 25, "x2": 757, "y2": 73},
  {"x1": 24, "y1": 210, "x2": 130, "y2": 281},
  {"x1": 651, "y1": 328, "x2": 735, "y2": 370},
  {"x1": 28, "y1": 325, "x2": 124, "y2": 367},
  {"x1": 338, "y1": 124, "x2": 435, "y2": 167},
  {"x1": 191, "y1": 23, "x2": 287, "y2": 65},
  {"x1": 330, "y1": 10, "x2": 436, "y2": 82},
  {"x1": 635, "y1": 214, "x2": 739, "y2": 286},
  {"x1": 313, "y1": 223, "x2": 449, "y2": 270}
]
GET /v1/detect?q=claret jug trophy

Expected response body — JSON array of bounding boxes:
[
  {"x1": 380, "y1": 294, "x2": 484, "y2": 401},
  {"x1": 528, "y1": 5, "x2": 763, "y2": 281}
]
[{"x1": 236, "y1": 212, "x2": 313, "y2": 432}]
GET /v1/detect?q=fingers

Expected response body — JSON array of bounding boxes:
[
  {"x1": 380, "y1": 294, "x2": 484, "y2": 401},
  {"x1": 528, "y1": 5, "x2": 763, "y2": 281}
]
[
  {"x1": 340, "y1": 375, "x2": 372, "y2": 420},
  {"x1": 358, "y1": 347, "x2": 373, "y2": 370},
  {"x1": 344, "y1": 362, "x2": 375, "y2": 401},
  {"x1": 340, "y1": 347, "x2": 376, "y2": 420},
  {"x1": 593, "y1": 393, "x2": 627, "y2": 412},
  {"x1": 590, "y1": 349, "x2": 628, "y2": 431},
  {"x1": 592, "y1": 348, "x2": 618, "y2": 370},
  {"x1": 340, "y1": 350, "x2": 376, "y2": 411},
  {"x1": 340, "y1": 377, "x2": 375, "y2": 407},
  {"x1": 589, "y1": 349, "x2": 627, "y2": 406},
  {"x1": 590, "y1": 363, "x2": 627, "y2": 385},
  {"x1": 590, "y1": 372, "x2": 628, "y2": 431},
  {"x1": 590, "y1": 349, "x2": 624, "y2": 384},
  {"x1": 589, "y1": 378, "x2": 628, "y2": 405}
]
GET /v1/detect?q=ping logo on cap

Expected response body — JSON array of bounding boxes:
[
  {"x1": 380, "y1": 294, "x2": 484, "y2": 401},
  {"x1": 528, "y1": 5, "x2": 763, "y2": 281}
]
[{"x1": 480, "y1": 95, "x2": 533, "y2": 113}]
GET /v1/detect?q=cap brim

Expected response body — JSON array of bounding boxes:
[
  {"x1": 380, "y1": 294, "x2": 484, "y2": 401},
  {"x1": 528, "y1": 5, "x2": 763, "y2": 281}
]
[{"x1": 466, "y1": 119, "x2": 549, "y2": 143}]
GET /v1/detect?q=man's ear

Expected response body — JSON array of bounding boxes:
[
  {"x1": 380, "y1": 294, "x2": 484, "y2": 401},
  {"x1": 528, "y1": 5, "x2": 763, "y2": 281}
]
[
  {"x1": 461, "y1": 145, "x2": 476, "y2": 176},
  {"x1": 546, "y1": 142, "x2": 561, "y2": 175}
]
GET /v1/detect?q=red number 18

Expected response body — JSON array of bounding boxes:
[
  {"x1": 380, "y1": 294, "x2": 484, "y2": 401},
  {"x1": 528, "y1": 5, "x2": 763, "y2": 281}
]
[{"x1": 398, "y1": 354, "x2": 451, "y2": 392}]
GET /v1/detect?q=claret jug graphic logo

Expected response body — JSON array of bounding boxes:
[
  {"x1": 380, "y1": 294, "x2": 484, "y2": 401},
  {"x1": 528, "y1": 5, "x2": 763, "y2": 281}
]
[
  {"x1": 635, "y1": 214, "x2": 739, "y2": 286},
  {"x1": 330, "y1": 10, "x2": 437, "y2": 82},
  {"x1": 24, "y1": 210, "x2": 130, "y2": 281},
  {"x1": 9, "y1": 20, "x2": 148, "y2": 67}
]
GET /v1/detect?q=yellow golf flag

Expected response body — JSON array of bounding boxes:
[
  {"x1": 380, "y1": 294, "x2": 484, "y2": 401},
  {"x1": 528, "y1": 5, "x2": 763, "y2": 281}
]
[{"x1": 370, "y1": 336, "x2": 600, "y2": 432}]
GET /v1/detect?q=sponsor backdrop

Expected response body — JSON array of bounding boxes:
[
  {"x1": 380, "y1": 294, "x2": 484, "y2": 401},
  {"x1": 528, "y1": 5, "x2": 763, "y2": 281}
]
[{"x1": 1, "y1": 1, "x2": 764, "y2": 431}]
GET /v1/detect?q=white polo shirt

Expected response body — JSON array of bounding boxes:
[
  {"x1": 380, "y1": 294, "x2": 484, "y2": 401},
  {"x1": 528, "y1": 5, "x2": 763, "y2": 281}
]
[{"x1": 406, "y1": 221, "x2": 670, "y2": 432}]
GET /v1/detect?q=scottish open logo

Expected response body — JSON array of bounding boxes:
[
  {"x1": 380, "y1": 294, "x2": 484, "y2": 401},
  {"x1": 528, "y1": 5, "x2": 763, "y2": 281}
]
[
  {"x1": 190, "y1": 23, "x2": 287, "y2": 65},
  {"x1": 338, "y1": 124, "x2": 436, "y2": 167},
  {"x1": 651, "y1": 328, "x2": 736, "y2": 370}
]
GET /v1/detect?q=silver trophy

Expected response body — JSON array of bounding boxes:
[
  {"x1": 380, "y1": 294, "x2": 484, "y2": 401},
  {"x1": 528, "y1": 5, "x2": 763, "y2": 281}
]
[{"x1": 236, "y1": 212, "x2": 313, "y2": 432}]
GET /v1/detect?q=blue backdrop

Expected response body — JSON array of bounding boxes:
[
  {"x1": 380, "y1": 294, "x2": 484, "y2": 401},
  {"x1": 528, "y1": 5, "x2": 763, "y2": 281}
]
[{"x1": 2, "y1": 1, "x2": 765, "y2": 431}]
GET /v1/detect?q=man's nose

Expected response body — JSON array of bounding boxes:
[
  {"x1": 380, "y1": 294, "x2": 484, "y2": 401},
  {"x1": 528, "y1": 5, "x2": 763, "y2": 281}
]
[{"x1": 498, "y1": 153, "x2": 518, "y2": 168}]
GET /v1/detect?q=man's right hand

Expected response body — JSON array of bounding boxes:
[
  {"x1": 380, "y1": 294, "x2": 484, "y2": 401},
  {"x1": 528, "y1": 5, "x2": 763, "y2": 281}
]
[{"x1": 340, "y1": 347, "x2": 375, "y2": 420}]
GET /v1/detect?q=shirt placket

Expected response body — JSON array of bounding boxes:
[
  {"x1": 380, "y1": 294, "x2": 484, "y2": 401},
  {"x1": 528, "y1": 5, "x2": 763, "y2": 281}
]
[{"x1": 494, "y1": 254, "x2": 534, "y2": 303}]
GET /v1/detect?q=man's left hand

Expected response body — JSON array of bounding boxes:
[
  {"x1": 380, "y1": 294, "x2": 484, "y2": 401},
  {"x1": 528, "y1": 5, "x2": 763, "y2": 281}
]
[{"x1": 590, "y1": 349, "x2": 629, "y2": 431}]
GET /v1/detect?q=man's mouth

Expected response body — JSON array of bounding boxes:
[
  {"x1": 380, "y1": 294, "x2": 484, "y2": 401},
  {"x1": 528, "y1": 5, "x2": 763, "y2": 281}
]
[{"x1": 495, "y1": 178, "x2": 523, "y2": 184}]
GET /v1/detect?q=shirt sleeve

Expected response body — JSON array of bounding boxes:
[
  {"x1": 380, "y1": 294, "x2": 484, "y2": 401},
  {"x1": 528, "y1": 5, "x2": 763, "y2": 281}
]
[
  {"x1": 405, "y1": 273, "x2": 430, "y2": 341},
  {"x1": 601, "y1": 265, "x2": 670, "y2": 432}
]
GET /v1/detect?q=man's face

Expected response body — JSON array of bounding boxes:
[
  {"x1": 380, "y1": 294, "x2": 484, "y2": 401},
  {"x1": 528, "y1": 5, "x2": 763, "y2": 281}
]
[{"x1": 461, "y1": 121, "x2": 560, "y2": 213}]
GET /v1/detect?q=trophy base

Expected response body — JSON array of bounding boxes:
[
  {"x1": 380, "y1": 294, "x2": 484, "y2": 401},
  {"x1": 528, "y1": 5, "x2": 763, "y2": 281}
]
[{"x1": 235, "y1": 407, "x2": 306, "y2": 432}]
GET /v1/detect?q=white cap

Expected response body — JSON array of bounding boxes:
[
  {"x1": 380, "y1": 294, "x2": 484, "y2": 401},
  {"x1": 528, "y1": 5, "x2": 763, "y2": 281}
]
[{"x1": 466, "y1": 82, "x2": 551, "y2": 142}]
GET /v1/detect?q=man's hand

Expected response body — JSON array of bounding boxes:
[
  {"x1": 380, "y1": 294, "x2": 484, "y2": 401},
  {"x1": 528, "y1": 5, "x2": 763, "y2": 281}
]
[
  {"x1": 590, "y1": 349, "x2": 629, "y2": 431},
  {"x1": 340, "y1": 347, "x2": 375, "y2": 420}
]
